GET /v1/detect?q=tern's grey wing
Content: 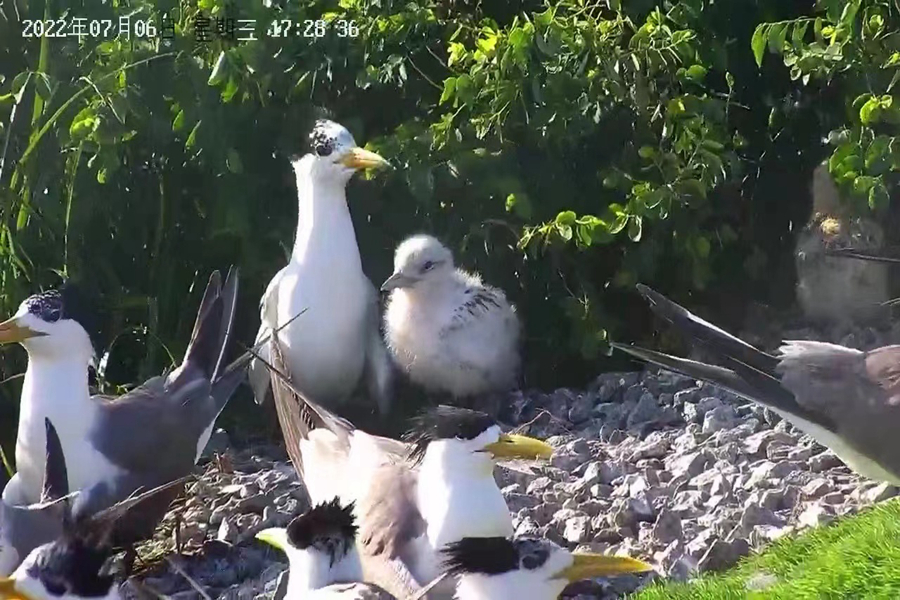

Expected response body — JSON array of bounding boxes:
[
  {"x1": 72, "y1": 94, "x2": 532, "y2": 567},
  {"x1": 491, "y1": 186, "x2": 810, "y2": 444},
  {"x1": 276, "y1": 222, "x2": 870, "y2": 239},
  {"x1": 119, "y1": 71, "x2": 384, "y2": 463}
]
[
  {"x1": 357, "y1": 464, "x2": 424, "y2": 559},
  {"x1": 250, "y1": 266, "x2": 289, "y2": 405},
  {"x1": 89, "y1": 377, "x2": 208, "y2": 476},
  {"x1": 0, "y1": 478, "x2": 65, "y2": 575},
  {"x1": 363, "y1": 277, "x2": 394, "y2": 416},
  {"x1": 309, "y1": 583, "x2": 396, "y2": 599},
  {"x1": 355, "y1": 464, "x2": 427, "y2": 598}
]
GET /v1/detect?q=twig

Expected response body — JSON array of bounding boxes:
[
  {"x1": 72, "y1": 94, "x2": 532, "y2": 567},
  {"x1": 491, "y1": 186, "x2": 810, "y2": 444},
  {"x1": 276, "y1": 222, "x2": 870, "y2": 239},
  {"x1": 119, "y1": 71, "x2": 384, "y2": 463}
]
[{"x1": 165, "y1": 556, "x2": 213, "y2": 600}]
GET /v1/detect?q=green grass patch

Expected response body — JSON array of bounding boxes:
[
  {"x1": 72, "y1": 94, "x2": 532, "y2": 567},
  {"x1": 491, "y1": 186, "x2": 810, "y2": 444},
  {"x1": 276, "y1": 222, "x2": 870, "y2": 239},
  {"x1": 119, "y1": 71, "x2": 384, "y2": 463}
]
[{"x1": 632, "y1": 500, "x2": 900, "y2": 599}]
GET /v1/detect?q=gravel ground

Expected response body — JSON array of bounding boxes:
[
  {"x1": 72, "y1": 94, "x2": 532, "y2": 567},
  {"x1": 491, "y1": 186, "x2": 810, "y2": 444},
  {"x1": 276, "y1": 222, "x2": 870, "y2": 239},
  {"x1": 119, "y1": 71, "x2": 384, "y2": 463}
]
[{"x1": 124, "y1": 320, "x2": 900, "y2": 600}]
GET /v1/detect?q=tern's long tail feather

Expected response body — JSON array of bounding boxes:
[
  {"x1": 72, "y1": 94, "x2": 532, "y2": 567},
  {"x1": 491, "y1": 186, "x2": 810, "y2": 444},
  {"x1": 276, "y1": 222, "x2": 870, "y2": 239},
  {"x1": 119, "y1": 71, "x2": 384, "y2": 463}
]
[
  {"x1": 180, "y1": 268, "x2": 240, "y2": 382},
  {"x1": 620, "y1": 285, "x2": 824, "y2": 424},
  {"x1": 635, "y1": 284, "x2": 779, "y2": 375}
]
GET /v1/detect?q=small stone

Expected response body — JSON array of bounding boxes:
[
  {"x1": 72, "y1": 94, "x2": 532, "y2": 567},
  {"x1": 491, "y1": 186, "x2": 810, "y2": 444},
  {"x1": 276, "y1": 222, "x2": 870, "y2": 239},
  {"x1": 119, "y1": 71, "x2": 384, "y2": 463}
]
[
  {"x1": 216, "y1": 517, "x2": 238, "y2": 543},
  {"x1": 564, "y1": 516, "x2": 592, "y2": 544},
  {"x1": 864, "y1": 482, "x2": 899, "y2": 504},
  {"x1": 650, "y1": 509, "x2": 682, "y2": 545},
  {"x1": 739, "y1": 505, "x2": 783, "y2": 531},
  {"x1": 810, "y1": 451, "x2": 844, "y2": 473},
  {"x1": 802, "y1": 478, "x2": 833, "y2": 498},
  {"x1": 697, "y1": 538, "x2": 750, "y2": 573},
  {"x1": 630, "y1": 433, "x2": 670, "y2": 460},
  {"x1": 820, "y1": 492, "x2": 845, "y2": 505},
  {"x1": 666, "y1": 451, "x2": 711, "y2": 479},
  {"x1": 702, "y1": 406, "x2": 736, "y2": 434},
  {"x1": 798, "y1": 502, "x2": 835, "y2": 529}
]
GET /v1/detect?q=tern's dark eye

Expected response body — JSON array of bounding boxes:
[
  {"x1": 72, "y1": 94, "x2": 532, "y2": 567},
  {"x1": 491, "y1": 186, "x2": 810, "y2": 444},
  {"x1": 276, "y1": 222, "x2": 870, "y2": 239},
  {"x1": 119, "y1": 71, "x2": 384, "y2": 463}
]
[
  {"x1": 315, "y1": 144, "x2": 333, "y2": 157},
  {"x1": 421, "y1": 261, "x2": 435, "y2": 273}
]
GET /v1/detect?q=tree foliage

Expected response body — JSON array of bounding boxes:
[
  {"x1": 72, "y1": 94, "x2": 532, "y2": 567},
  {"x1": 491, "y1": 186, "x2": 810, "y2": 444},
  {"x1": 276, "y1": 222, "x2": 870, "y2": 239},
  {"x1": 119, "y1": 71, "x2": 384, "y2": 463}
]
[{"x1": 0, "y1": 0, "x2": 896, "y2": 430}]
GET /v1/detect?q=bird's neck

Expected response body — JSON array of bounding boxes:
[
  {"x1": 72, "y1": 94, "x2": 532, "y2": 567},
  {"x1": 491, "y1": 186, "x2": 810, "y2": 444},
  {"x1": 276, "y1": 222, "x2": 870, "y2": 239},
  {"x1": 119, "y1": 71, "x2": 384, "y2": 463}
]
[
  {"x1": 16, "y1": 354, "x2": 92, "y2": 500},
  {"x1": 290, "y1": 157, "x2": 361, "y2": 270},
  {"x1": 20, "y1": 354, "x2": 91, "y2": 421},
  {"x1": 417, "y1": 444, "x2": 513, "y2": 548},
  {"x1": 288, "y1": 548, "x2": 363, "y2": 592}
]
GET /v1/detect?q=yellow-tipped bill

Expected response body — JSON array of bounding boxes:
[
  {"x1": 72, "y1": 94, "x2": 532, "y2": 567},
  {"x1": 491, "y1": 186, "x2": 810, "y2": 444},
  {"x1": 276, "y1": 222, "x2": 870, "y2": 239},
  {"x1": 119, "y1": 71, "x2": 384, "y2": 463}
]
[
  {"x1": 0, "y1": 317, "x2": 45, "y2": 344},
  {"x1": 0, "y1": 578, "x2": 32, "y2": 600},
  {"x1": 555, "y1": 552, "x2": 654, "y2": 582},
  {"x1": 255, "y1": 528, "x2": 289, "y2": 553},
  {"x1": 483, "y1": 433, "x2": 553, "y2": 460},
  {"x1": 340, "y1": 147, "x2": 390, "y2": 171}
]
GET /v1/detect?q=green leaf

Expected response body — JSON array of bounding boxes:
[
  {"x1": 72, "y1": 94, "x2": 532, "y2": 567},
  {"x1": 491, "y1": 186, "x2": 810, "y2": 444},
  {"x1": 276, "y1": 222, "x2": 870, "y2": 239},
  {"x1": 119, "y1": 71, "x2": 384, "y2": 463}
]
[
  {"x1": 226, "y1": 149, "x2": 243, "y2": 174},
  {"x1": 685, "y1": 64, "x2": 707, "y2": 81},
  {"x1": 33, "y1": 72, "x2": 52, "y2": 101},
  {"x1": 185, "y1": 121, "x2": 202, "y2": 150},
  {"x1": 695, "y1": 235, "x2": 711, "y2": 258},
  {"x1": 440, "y1": 78, "x2": 456, "y2": 104},
  {"x1": 555, "y1": 210, "x2": 577, "y2": 226},
  {"x1": 609, "y1": 213, "x2": 628, "y2": 235},
  {"x1": 751, "y1": 25, "x2": 768, "y2": 67},
  {"x1": 869, "y1": 182, "x2": 890, "y2": 210},
  {"x1": 860, "y1": 97, "x2": 882, "y2": 124},
  {"x1": 11, "y1": 71, "x2": 31, "y2": 103},
  {"x1": 627, "y1": 215, "x2": 643, "y2": 242},
  {"x1": 208, "y1": 51, "x2": 227, "y2": 86},
  {"x1": 172, "y1": 109, "x2": 185, "y2": 132},
  {"x1": 638, "y1": 146, "x2": 657, "y2": 159}
]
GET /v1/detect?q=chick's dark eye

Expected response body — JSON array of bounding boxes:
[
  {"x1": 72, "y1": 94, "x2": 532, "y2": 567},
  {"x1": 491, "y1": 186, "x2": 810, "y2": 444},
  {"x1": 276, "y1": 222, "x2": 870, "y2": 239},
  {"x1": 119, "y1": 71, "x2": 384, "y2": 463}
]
[
  {"x1": 316, "y1": 144, "x2": 333, "y2": 157},
  {"x1": 422, "y1": 261, "x2": 435, "y2": 272}
]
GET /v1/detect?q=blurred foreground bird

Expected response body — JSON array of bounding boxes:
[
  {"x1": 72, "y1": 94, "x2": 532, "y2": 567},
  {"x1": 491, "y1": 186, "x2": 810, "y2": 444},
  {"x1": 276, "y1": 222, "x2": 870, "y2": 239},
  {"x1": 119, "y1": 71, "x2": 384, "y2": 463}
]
[
  {"x1": 614, "y1": 284, "x2": 900, "y2": 485},
  {"x1": 0, "y1": 269, "x2": 248, "y2": 573},
  {"x1": 0, "y1": 418, "x2": 188, "y2": 600},
  {"x1": 256, "y1": 499, "x2": 397, "y2": 599},
  {"x1": 248, "y1": 119, "x2": 394, "y2": 416},
  {"x1": 382, "y1": 234, "x2": 520, "y2": 402},
  {"x1": 795, "y1": 162, "x2": 889, "y2": 324},
  {"x1": 257, "y1": 336, "x2": 552, "y2": 599},
  {"x1": 441, "y1": 536, "x2": 653, "y2": 599}
]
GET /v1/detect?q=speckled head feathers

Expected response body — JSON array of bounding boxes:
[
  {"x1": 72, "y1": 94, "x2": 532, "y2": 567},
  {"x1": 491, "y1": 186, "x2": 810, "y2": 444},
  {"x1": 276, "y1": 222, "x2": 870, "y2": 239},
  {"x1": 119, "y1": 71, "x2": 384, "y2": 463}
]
[
  {"x1": 24, "y1": 281, "x2": 98, "y2": 338},
  {"x1": 307, "y1": 119, "x2": 356, "y2": 159},
  {"x1": 286, "y1": 499, "x2": 358, "y2": 565},
  {"x1": 441, "y1": 537, "x2": 552, "y2": 577},
  {"x1": 403, "y1": 405, "x2": 496, "y2": 463},
  {"x1": 23, "y1": 536, "x2": 119, "y2": 598}
]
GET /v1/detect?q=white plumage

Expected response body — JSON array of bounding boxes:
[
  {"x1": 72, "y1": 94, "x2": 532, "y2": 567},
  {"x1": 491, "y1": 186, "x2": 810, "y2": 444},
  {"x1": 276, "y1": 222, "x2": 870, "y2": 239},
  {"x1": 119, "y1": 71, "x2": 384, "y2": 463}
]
[
  {"x1": 382, "y1": 235, "x2": 520, "y2": 398},
  {"x1": 249, "y1": 120, "x2": 393, "y2": 414}
]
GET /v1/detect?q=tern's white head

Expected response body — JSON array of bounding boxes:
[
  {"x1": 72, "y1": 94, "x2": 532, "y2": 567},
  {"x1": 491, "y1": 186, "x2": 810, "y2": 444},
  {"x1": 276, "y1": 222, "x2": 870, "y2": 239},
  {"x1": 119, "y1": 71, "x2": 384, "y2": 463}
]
[
  {"x1": 0, "y1": 286, "x2": 96, "y2": 363},
  {"x1": 405, "y1": 406, "x2": 553, "y2": 551},
  {"x1": 381, "y1": 234, "x2": 456, "y2": 292},
  {"x1": 405, "y1": 406, "x2": 552, "y2": 471},
  {"x1": 442, "y1": 537, "x2": 654, "y2": 600},
  {"x1": 255, "y1": 499, "x2": 363, "y2": 592},
  {"x1": 296, "y1": 119, "x2": 389, "y2": 185},
  {"x1": 0, "y1": 536, "x2": 121, "y2": 600}
]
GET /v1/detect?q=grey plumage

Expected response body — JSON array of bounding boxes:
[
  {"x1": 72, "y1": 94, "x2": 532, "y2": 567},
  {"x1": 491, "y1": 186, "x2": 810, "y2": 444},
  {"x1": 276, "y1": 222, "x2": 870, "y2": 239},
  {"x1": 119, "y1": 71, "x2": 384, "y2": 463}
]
[
  {"x1": 1, "y1": 269, "x2": 248, "y2": 573},
  {"x1": 614, "y1": 283, "x2": 900, "y2": 485}
]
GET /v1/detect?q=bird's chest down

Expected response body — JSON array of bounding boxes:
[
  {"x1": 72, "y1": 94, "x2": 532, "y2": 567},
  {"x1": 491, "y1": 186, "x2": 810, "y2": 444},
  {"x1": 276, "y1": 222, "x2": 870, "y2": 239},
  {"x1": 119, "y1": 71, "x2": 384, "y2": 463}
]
[{"x1": 275, "y1": 279, "x2": 369, "y2": 400}]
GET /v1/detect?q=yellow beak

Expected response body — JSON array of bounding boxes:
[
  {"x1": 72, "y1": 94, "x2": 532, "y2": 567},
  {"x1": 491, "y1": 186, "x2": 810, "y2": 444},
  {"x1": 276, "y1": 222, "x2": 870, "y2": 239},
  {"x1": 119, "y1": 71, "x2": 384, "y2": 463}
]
[
  {"x1": 0, "y1": 578, "x2": 32, "y2": 600},
  {"x1": 0, "y1": 316, "x2": 46, "y2": 344},
  {"x1": 255, "y1": 528, "x2": 289, "y2": 553},
  {"x1": 555, "y1": 552, "x2": 654, "y2": 581},
  {"x1": 339, "y1": 147, "x2": 390, "y2": 171},
  {"x1": 482, "y1": 433, "x2": 553, "y2": 460}
]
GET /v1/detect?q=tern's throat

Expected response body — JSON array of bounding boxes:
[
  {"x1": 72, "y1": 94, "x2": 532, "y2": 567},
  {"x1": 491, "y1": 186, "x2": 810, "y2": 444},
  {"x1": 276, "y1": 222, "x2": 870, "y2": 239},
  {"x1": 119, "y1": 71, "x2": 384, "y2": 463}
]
[
  {"x1": 16, "y1": 354, "x2": 92, "y2": 500},
  {"x1": 417, "y1": 443, "x2": 514, "y2": 548},
  {"x1": 290, "y1": 157, "x2": 361, "y2": 270},
  {"x1": 287, "y1": 547, "x2": 364, "y2": 593}
]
